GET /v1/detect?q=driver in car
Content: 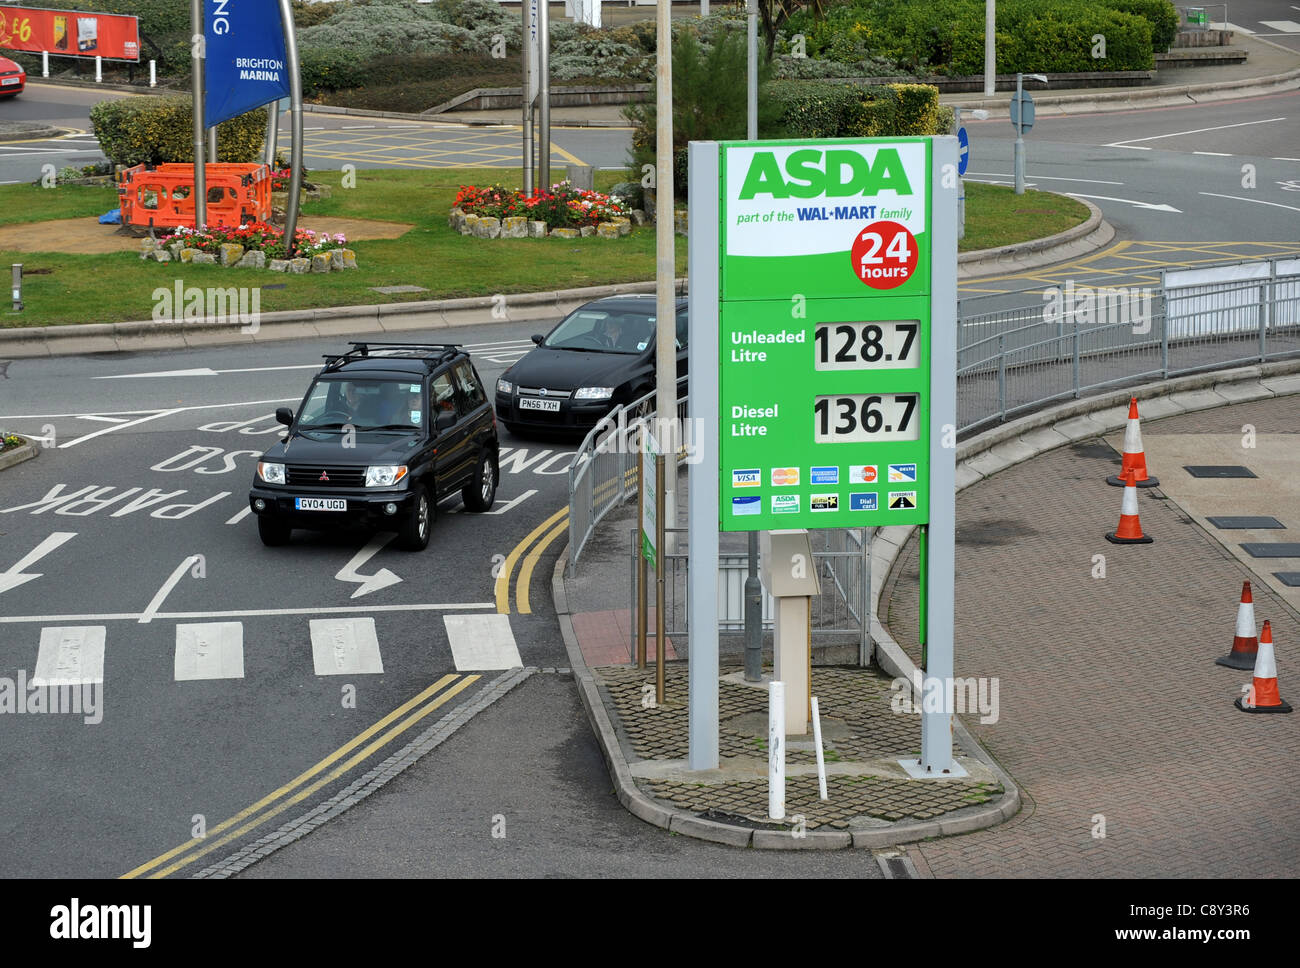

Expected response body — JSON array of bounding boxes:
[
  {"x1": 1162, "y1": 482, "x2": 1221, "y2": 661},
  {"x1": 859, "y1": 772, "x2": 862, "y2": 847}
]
[{"x1": 600, "y1": 318, "x2": 623, "y2": 349}]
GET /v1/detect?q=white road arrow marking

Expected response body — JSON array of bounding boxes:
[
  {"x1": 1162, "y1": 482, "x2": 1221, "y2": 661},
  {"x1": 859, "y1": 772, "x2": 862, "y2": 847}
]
[
  {"x1": 1064, "y1": 192, "x2": 1181, "y2": 213},
  {"x1": 94, "y1": 364, "x2": 320, "y2": 380},
  {"x1": 0, "y1": 532, "x2": 76, "y2": 595},
  {"x1": 335, "y1": 534, "x2": 403, "y2": 599}
]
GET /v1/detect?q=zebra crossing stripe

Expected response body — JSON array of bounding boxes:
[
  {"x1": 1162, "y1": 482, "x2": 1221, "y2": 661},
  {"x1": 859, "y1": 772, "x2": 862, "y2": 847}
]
[
  {"x1": 174, "y1": 623, "x2": 245, "y2": 681},
  {"x1": 309, "y1": 618, "x2": 384, "y2": 675},
  {"x1": 32, "y1": 626, "x2": 105, "y2": 686},
  {"x1": 444, "y1": 614, "x2": 522, "y2": 670}
]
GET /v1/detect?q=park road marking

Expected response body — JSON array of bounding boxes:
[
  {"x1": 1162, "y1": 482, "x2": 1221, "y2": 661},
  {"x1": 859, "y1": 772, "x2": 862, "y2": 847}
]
[
  {"x1": 31, "y1": 626, "x2": 106, "y2": 686},
  {"x1": 309, "y1": 617, "x2": 384, "y2": 675},
  {"x1": 174, "y1": 623, "x2": 245, "y2": 681}
]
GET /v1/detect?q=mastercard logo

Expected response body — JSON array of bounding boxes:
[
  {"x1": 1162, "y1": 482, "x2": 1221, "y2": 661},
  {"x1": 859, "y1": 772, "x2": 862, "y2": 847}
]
[{"x1": 770, "y1": 467, "x2": 800, "y2": 486}]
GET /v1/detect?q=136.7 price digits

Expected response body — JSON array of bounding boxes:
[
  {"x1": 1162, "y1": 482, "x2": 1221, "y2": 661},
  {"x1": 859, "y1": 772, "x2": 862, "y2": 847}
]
[{"x1": 814, "y1": 393, "x2": 920, "y2": 443}]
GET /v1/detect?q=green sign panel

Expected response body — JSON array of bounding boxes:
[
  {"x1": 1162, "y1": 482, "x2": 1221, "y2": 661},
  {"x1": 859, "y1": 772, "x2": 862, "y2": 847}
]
[{"x1": 717, "y1": 138, "x2": 933, "y2": 531}]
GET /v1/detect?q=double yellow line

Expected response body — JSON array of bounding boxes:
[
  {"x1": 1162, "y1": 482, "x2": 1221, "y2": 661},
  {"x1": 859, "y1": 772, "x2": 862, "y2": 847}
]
[
  {"x1": 495, "y1": 506, "x2": 569, "y2": 614},
  {"x1": 121, "y1": 674, "x2": 479, "y2": 879}
]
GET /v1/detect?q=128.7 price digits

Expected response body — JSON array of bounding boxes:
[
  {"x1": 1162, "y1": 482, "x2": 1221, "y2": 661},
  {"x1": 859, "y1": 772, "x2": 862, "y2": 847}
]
[{"x1": 814, "y1": 393, "x2": 920, "y2": 443}]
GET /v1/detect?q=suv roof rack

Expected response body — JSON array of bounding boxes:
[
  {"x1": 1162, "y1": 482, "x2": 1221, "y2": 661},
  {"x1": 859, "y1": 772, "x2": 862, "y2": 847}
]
[{"x1": 322, "y1": 341, "x2": 464, "y2": 371}]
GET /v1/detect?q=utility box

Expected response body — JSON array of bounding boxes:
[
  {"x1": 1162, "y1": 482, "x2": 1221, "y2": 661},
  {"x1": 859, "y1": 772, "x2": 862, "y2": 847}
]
[{"x1": 760, "y1": 530, "x2": 820, "y2": 733}]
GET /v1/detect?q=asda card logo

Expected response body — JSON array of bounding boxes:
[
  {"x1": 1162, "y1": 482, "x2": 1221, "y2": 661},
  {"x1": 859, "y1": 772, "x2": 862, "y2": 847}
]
[
  {"x1": 732, "y1": 495, "x2": 761, "y2": 516},
  {"x1": 849, "y1": 465, "x2": 877, "y2": 484},
  {"x1": 732, "y1": 468, "x2": 761, "y2": 487},
  {"x1": 888, "y1": 491, "x2": 917, "y2": 510},
  {"x1": 888, "y1": 463, "x2": 917, "y2": 483},
  {"x1": 772, "y1": 495, "x2": 799, "y2": 514},
  {"x1": 811, "y1": 494, "x2": 839, "y2": 512},
  {"x1": 810, "y1": 466, "x2": 839, "y2": 485},
  {"x1": 770, "y1": 467, "x2": 800, "y2": 487},
  {"x1": 849, "y1": 492, "x2": 878, "y2": 511}
]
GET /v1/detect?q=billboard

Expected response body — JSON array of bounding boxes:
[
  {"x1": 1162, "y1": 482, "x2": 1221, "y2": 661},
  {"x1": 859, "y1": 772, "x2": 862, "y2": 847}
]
[
  {"x1": 715, "y1": 138, "x2": 934, "y2": 531},
  {"x1": 0, "y1": 5, "x2": 140, "y2": 61}
]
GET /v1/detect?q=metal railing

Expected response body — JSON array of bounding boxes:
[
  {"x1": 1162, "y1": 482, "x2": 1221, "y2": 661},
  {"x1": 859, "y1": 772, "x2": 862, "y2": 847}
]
[{"x1": 566, "y1": 375, "x2": 688, "y2": 576}]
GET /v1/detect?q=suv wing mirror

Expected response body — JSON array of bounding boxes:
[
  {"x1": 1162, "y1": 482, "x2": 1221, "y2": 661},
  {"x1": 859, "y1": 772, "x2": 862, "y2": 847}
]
[
  {"x1": 275, "y1": 407, "x2": 294, "y2": 426},
  {"x1": 435, "y1": 410, "x2": 457, "y2": 432},
  {"x1": 530, "y1": 334, "x2": 544, "y2": 345}
]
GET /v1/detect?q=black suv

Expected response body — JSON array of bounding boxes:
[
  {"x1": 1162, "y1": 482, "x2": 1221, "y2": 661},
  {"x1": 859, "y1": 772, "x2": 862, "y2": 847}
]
[{"x1": 248, "y1": 342, "x2": 500, "y2": 550}]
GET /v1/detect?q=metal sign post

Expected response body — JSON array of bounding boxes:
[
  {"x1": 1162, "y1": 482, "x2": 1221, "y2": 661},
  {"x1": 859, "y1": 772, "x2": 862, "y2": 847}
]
[
  {"x1": 277, "y1": 0, "x2": 304, "y2": 256},
  {"x1": 522, "y1": 0, "x2": 537, "y2": 195},
  {"x1": 1011, "y1": 73, "x2": 1046, "y2": 196},
  {"x1": 190, "y1": 0, "x2": 206, "y2": 228}
]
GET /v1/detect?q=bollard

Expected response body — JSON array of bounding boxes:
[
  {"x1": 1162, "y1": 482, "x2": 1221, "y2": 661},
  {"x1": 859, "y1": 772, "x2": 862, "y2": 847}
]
[
  {"x1": 95, "y1": 55, "x2": 102, "y2": 83},
  {"x1": 811, "y1": 696, "x2": 828, "y2": 800},
  {"x1": 768, "y1": 680, "x2": 785, "y2": 820},
  {"x1": 11, "y1": 264, "x2": 23, "y2": 312},
  {"x1": 149, "y1": 60, "x2": 156, "y2": 88},
  {"x1": 42, "y1": 50, "x2": 49, "y2": 77}
]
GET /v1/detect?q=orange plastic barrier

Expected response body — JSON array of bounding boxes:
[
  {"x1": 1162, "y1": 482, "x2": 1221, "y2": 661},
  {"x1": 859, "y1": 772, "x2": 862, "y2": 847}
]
[{"x1": 118, "y1": 163, "x2": 273, "y2": 230}]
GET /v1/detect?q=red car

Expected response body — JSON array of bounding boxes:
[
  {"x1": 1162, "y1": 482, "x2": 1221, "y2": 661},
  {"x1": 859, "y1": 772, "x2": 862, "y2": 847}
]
[{"x1": 0, "y1": 55, "x2": 26, "y2": 97}]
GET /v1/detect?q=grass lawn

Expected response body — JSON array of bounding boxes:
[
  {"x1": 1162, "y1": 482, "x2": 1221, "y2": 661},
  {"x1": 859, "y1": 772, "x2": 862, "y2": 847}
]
[{"x1": 0, "y1": 169, "x2": 1088, "y2": 328}]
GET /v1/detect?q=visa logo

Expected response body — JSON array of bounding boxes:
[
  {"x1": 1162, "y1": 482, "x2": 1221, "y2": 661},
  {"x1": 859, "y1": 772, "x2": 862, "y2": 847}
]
[{"x1": 732, "y1": 469, "x2": 761, "y2": 487}]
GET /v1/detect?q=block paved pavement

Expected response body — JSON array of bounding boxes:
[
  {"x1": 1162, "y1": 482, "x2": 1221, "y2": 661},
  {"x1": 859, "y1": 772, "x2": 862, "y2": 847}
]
[{"x1": 882, "y1": 395, "x2": 1300, "y2": 877}]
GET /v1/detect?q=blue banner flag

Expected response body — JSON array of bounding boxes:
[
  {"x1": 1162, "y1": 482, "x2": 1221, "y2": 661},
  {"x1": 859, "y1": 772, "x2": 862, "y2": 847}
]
[{"x1": 204, "y1": 0, "x2": 290, "y2": 127}]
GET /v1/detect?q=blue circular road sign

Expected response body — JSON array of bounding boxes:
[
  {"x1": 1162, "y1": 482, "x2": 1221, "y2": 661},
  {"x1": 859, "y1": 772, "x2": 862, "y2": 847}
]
[{"x1": 957, "y1": 126, "x2": 969, "y2": 176}]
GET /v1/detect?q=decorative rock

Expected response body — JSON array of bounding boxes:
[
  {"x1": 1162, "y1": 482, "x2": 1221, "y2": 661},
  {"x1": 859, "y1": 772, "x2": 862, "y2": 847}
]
[
  {"x1": 502, "y1": 216, "x2": 527, "y2": 238},
  {"x1": 579, "y1": 225, "x2": 596, "y2": 237},
  {"x1": 596, "y1": 222, "x2": 620, "y2": 240},
  {"x1": 311, "y1": 253, "x2": 332, "y2": 273},
  {"x1": 237, "y1": 250, "x2": 267, "y2": 269},
  {"x1": 461, "y1": 213, "x2": 480, "y2": 236},
  {"x1": 338, "y1": 248, "x2": 358, "y2": 269},
  {"x1": 268, "y1": 259, "x2": 291, "y2": 272},
  {"x1": 153, "y1": 249, "x2": 172, "y2": 263},
  {"x1": 288, "y1": 258, "x2": 311, "y2": 274},
  {"x1": 630, "y1": 209, "x2": 648, "y2": 226},
  {"x1": 140, "y1": 237, "x2": 159, "y2": 253},
  {"x1": 674, "y1": 210, "x2": 688, "y2": 236},
  {"x1": 219, "y1": 243, "x2": 245, "y2": 267},
  {"x1": 472, "y1": 216, "x2": 501, "y2": 239},
  {"x1": 192, "y1": 252, "x2": 217, "y2": 264},
  {"x1": 527, "y1": 220, "x2": 548, "y2": 238},
  {"x1": 448, "y1": 207, "x2": 464, "y2": 229},
  {"x1": 179, "y1": 247, "x2": 198, "y2": 263},
  {"x1": 613, "y1": 217, "x2": 631, "y2": 237},
  {"x1": 550, "y1": 227, "x2": 579, "y2": 239}
]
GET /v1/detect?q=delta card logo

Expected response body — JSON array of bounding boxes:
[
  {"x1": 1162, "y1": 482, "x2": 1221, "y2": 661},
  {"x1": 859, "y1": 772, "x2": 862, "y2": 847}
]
[
  {"x1": 850, "y1": 492, "x2": 878, "y2": 512},
  {"x1": 732, "y1": 495, "x2": 761, "y2": 516},
  {"x1": 849, "y1": 465, "x2": 877, "y2": 484},
  {"x1": 770, "y1": 467, "x2": 800, "y2": 487},
  {"x1": 811, "y1": 494, "x2": 839, "y2": 512},
  {"x1": 772, "y1": 494, "x2": 799, "y2": 514},
  {"x1": 810, "y1": 466, "x2": 839, "y2": 485},
  {"x1": 732, "y1": 468, "x2": 761, "y2": 488},
  {"x1": 888, "y1": 491, "x2": 917, "y2": 510},
  {"x1": 888, "y1": 463, "x2": 918, "y2": 483}
]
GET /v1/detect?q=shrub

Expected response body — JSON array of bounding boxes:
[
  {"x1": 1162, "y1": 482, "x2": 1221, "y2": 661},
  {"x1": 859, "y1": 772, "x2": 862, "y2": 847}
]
[
  {"x1": 90, "y1": 98, "x2": 266, "y2": 167},
  {"x1": 768, "y1": 80, "x2": 949, "y2": 139}
]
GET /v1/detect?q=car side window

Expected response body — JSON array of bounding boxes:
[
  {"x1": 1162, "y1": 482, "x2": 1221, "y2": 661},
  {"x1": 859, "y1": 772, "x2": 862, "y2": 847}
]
[
  {"x1": 431, "y1": 372, "x2": 457, "y2": 423},
  {"x1": 675, "y1": 310, "x2": 689, "y2": 350},
  {"x1": 453, "y1": 361, "x2": 487, "y2": 415}
]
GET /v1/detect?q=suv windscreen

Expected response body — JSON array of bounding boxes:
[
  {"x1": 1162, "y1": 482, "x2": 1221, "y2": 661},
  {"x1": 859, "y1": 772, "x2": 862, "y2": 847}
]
[
  {"x1": 543, "y1": 308, "x2": 654, "y2": 354},
  {"x1": 297, "y1": 378, "x2": 424, "y2": 433}
]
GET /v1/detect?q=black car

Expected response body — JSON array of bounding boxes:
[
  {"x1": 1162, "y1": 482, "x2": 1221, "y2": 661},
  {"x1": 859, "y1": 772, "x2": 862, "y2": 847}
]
[
  {"x1": 249, "y1": 342, "x2": 499, "y2": 550},
  {"x1": 494, "y1": 294, "x2": 688, "y2": 435}
]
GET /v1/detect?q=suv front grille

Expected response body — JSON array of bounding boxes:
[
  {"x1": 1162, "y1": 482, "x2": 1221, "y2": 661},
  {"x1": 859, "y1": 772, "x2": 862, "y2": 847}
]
[{"x1": 286, "y1": 464, "x2": 368, "y2": 487}]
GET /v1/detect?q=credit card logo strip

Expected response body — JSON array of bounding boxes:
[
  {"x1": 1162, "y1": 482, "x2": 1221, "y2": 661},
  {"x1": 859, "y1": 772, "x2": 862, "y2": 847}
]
[
  {"x1": 888, "y1": 491, "x2": 917, "y2": 510},
  {"x1": 770, "y1": 467, "x2": 800, "y2": 487},
  {"x1": 849, "y1": 492, "x2": 878, "y2": 511},
  {"x1": 849, "y1": 465, "x2": 878, "y2": 483},
  {"x1": 732, "y1": 468, "x2": 761, "y2": 487},
  {"x1": 887, "y1": 463, "x2": 918, "y2": 483},
  {"x1": 771, "y1": 494, "x2": 800, "y2": 513},
  {"x1": 810, "y1": 494, "x2": 839, "y2": 512},
  {"x1": 732, "y1": 495, "x2": 762, "y2": 515},
  {"x1": 810, "y1": 466, "x2": 839, "y2": 485}
]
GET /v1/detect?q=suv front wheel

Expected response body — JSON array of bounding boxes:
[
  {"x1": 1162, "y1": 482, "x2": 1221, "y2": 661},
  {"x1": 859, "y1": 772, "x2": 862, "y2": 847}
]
[
  {"x1": 462, "y1": 448, "x2": 498, "y2": 512},
  {"x1": 398, "y1": 485, "x2": 433, "y2": 551}
]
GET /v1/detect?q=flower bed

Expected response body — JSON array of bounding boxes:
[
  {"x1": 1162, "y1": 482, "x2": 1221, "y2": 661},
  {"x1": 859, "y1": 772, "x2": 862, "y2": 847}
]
[
  {"x1": 451, "y1": 180, "x2": 643, "y2": 240},
  {"x1": 1, "y1": 432, "x2": 25, "y2": 452},
  {"x1": 139, "y1": 221, "x2": 359, "y2": 273}
]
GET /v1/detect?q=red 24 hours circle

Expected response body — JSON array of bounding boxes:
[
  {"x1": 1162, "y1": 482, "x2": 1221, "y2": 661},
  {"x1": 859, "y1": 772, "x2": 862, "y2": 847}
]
[{"x1": 849, "y1": 220, "x2": 918, "y2": 290}]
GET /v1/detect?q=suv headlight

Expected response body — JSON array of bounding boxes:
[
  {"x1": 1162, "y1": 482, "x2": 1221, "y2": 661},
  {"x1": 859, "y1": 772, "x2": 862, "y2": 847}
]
[
  {"x1": 496, "y1": 378, "x2": 513, "y2": 395},
  {"x1": 574, "y1": 386, "x2": 613, "y2": 401},
  {"x1": 257, "y1": 461, "x2": 285, "y2": 485},
  {"x1": 365, "y1": 465, "x2": 409, "y2": 487}
]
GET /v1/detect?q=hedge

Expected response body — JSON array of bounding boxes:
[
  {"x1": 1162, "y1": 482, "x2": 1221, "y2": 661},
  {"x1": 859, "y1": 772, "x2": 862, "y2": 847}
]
[
  {"x1": 89, "y1": 98, "x2": 266, "y2": 167},
  {"x1": 768, "y1": 81, "x2": 952, "y2": 140}
]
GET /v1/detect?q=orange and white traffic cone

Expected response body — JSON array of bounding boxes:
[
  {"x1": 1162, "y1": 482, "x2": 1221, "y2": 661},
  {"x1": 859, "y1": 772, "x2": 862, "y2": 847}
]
[
  {"x1": 1216, "y1": 581, "x2": 1259, "y2": 670},
  {"x1": 1107, "y1": 397, "x2": 1159, "y2": 488},
  {"x1": 1105, "y1": 469, "x2": 1153, "y2": 544},
  {"x1": 1234, "y1": 621, "x2": 1292, "y2": 713}
]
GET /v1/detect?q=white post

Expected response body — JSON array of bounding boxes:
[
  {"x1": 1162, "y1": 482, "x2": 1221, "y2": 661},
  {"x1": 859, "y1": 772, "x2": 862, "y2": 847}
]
[
  {"x1": 811, "y1": 696, "x2": 828, "y2": 800},
  {"x1": 768, "y1": 680, "x2": 785, "y2": 820},
  {"x1": 984, "y1": 0, "x2": 995, "y2": 97},
  {"x1": 42, "y1": 50, "x2": 49, "y2": 77},
  {"x1": 654, "y1": 0, "x2": 677, "y2": 545},
  {"x1": 149, "y1": 59, "x2": 156, "y2": 87},
  {"x1": 746, "y1": 0, "x2": 757, "y2": 140},
  {"x1": 95, "y1": 55, "x2": 102, "y2": 83}
]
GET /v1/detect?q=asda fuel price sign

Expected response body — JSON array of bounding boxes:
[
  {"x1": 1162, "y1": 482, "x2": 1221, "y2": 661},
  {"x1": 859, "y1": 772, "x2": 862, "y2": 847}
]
[{"x1": 718, "y1": 138, "x2": 933, "y2": 531}]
